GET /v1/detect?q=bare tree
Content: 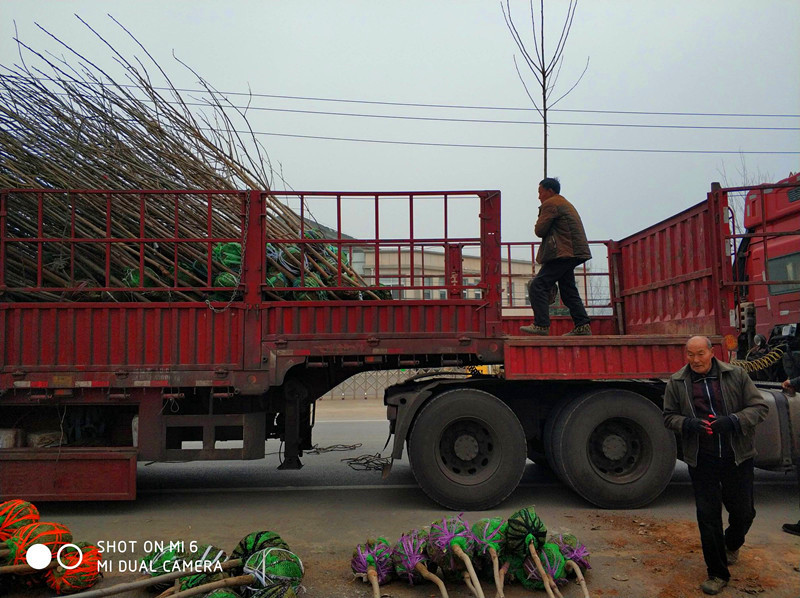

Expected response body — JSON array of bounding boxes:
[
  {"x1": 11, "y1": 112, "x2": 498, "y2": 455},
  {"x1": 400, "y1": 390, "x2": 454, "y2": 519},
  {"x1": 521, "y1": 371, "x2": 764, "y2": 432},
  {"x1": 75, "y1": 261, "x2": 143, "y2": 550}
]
[
  {"x1": 717, "y1": 153, "x2": 772, "y2": 236},
  {"x1": 501, "y1": 0, "x2": 589, "y2": 178}
]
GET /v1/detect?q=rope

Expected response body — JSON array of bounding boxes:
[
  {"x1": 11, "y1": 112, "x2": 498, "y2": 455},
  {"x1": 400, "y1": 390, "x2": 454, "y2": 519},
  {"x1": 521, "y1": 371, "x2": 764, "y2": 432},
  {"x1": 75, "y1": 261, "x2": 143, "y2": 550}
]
[
  {"x1": 306, "y1": 443, "x2": 362, "y2": 454},
  {"x1": 341, "y1": 453, "x2": 391, "y2": 471},
  {"x1": 731, "y1": 347, "x2": 784, "y2": 373}
]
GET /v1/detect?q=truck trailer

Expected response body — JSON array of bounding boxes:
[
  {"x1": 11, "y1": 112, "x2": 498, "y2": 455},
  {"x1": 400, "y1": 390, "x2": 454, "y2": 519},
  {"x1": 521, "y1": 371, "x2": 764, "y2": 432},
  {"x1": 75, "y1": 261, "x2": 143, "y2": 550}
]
[{"x1": 1, "y1": 176, "x2": 798, "y2": 509}]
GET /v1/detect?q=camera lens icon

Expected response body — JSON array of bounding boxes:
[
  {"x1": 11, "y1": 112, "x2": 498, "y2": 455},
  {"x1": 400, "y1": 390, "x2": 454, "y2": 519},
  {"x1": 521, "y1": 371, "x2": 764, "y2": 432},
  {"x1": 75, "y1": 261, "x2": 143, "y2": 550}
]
[
  {"x1": 26, "y1": 543, "x2": 83, "y2": 570},
  {"x1": 25, "y1": 544, "x2": 52, "y2": 570}
]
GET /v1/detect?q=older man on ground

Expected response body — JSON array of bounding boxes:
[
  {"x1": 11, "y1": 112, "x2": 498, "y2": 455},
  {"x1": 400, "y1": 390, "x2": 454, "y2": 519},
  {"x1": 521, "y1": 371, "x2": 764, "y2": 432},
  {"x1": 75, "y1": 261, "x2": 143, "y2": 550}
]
[{"x1": 663, "y1": 335, "x2": 768, "y2": 595}]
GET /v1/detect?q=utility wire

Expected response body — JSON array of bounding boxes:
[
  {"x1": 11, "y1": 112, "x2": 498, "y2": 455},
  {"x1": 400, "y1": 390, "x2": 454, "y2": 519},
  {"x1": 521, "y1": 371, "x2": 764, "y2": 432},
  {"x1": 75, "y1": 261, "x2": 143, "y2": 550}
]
[
  {"x1": 11, "y1": 76, "x2": 800, "y2": 118},
  {"x1": 205, "y1": 128, "x2": 800, "y2": 155},
  {"x1": 29, "y1": 87, "x2": 799, "y2": 131}
]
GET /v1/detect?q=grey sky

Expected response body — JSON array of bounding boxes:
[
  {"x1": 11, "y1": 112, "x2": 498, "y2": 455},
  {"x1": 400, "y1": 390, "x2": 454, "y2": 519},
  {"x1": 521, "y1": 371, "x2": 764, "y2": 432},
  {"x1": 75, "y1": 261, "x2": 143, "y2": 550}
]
[{"x1": 1, "y1": 0, "x2": 798, "y2": 244}]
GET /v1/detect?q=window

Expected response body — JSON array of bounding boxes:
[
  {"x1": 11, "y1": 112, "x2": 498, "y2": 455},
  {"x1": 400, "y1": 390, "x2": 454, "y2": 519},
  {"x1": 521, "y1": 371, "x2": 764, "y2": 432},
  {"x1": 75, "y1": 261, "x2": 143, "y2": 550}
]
[{"x1": 767, "y1": 252, "x2": 800, "y2": 295}]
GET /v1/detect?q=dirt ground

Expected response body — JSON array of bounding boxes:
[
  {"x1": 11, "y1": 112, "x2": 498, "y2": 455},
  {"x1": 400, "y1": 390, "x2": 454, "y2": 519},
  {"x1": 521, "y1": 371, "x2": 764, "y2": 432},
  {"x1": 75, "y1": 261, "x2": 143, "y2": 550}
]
[{"x1": 2, "y1": 398, "x2": 799, "y2": 597}]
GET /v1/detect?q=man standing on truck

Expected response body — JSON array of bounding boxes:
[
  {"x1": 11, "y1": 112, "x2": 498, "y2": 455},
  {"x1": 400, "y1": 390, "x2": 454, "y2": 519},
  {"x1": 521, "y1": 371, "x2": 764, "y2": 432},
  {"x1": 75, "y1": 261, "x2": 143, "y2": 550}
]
[
  {"x1": 663, "y1": 335, "x2": 768, "y2": 595},
  {"x1": 520, "y1": 177, "x2": 592, "y2": 336}
]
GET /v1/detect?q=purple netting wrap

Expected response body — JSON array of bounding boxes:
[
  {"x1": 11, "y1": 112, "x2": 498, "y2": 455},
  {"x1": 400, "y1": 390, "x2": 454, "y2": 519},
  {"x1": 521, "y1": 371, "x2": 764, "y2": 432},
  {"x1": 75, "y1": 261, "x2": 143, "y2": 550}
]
[
  {"x1": 552, "y1": 533, "x2": 591, "y2": 571},
  {"x1": 471, "y1": 518, "x2": 506, "y2": 556},
  {"x1": 426, "y1": 514, "x2": 474, "y2": 574},
  {"x1": 351, "y1": 538, "x2": 394, "y2": 585},
  {"x1": 392, "y1": 529, "x2": 430, "y2": 585},
  {"x1": 520, "y1": 542, "x2": 566, "y2": 590}
]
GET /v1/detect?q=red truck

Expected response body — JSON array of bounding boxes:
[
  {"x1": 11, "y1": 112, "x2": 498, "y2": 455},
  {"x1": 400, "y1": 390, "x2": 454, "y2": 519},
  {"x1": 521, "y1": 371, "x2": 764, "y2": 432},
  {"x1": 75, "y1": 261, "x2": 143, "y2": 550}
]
[{"x1": 1, "y1": 177, "x2": 798, "y2": 509}]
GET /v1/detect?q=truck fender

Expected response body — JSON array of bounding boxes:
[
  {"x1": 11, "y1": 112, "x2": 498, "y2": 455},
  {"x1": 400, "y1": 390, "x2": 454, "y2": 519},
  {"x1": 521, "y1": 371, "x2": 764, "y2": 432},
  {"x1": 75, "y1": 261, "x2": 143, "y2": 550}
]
[{"x1": 385, "y1": 384, "x2": 439, "y2": 460}]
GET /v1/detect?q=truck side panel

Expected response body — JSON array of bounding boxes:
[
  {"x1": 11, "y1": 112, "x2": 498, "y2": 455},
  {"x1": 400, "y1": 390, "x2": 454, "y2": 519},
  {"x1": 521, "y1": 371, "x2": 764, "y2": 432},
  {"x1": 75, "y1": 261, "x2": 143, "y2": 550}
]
[
  {"x1": 615, "y1": 199, "x2": 727, "y2": 336},
  {"x1": 1, "y1": 303, "x2": 244, "y2": 383}
]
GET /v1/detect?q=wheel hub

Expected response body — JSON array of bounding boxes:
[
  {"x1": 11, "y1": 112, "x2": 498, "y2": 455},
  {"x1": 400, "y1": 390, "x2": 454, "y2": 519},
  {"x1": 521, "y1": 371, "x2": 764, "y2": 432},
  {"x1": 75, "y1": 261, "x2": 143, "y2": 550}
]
[
  {"x1": 453, "y1": 434, "x2": 480, "y2": 461},
  {"x1": 587, "y1": 417, "x2": 649, "y2": 483},
  {"x1": 438, "y1": 418, "x2": 496, "y2": 480},
  {"x1": 601, "y1": 434, "x2": 627, "y2": 461}
]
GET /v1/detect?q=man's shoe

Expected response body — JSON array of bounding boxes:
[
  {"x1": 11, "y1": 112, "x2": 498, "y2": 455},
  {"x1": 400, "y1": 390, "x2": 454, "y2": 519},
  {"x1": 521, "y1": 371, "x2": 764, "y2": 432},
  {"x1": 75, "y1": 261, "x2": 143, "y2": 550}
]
[
  {"x1": 700, "y1": 577, "x2": 728, "y2": 595},
  {"x1": 782, "y1": 521, "x2": 800, "y2": 536},
  {"x1": 520, "y1": 324, "x2": 549, "y2": 336},
  {"x1": 726, "y1": 548, "x2": 739, "y2": 565},
  {"x1": 563, "y1": 324, "x2": 592, "y2": 336}
]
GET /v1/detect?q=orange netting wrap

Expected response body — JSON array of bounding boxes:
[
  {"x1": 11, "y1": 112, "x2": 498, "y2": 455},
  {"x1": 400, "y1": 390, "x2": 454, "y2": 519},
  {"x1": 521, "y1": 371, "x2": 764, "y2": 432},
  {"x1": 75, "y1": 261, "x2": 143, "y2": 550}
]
[
  {"x1": 0, "y1": 500, "x2": 40, "y2": 542},
  {"x1": 5, "y1": 521, "x2": 72, "y2": 568}
]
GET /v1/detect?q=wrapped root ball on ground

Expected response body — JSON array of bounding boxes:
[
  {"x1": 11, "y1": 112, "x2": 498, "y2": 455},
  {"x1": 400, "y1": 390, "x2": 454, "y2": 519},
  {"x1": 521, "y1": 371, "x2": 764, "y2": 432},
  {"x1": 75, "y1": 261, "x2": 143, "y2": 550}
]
[
  {"x1": 4, "y1": 521, "x2": 72, "y2": 569},
  {"x1": 179, "y1": 544, "x2": 228, "y2": 591},
  {"x1": 504, "y1": 507, "x2": 556, "y2": 598},
  {"x1": 0, "y1": 500, "x2": 40, "y2": 543},
  {"x1": 519, "y1": 542, "x2": 566, "y2": 590},
  {"x1": 551, "y1": 534, "x2": 591, "y2": 598},
  {"x1": 392, "y1": 529, "x2": 448, "y2": 598},
  {"x1": 471, "y1": 518, "x2": 508, "y2": 597},
  {"x1": 243, "y1": 547, "x2": 303, "y2": 594},
  {"x1": 44, "y1": 542, "x2": 103, "y2": 594},
  {"x1": 552, "y1": 533, "x2": 591, "y2": 572},
  {"x1": 250, "y1": 583, "x2": 297, "y2": 598},
  {"x1": 141, "y1": 545, "x2": 186, "y2": 592},
  {"x1": 351, "y1": 538, "x2": 393, "y2": 598},
  {"x1": 427, "y1": 516, "x2": 484, "y2": 598},
  {"x1": 229, "y1": 531, "x2": 289, "y2": 575}
]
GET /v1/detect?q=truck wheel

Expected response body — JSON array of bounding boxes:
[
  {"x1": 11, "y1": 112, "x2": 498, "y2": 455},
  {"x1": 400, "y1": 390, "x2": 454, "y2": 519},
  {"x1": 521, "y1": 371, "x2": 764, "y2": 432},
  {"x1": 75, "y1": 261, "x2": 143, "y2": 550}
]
[
  {"x1": 408, "y1": 388, "x2": 527, "y2": 510},
  {"x1": 550, "y1": 389, "x2": 676, "y2": 509}
]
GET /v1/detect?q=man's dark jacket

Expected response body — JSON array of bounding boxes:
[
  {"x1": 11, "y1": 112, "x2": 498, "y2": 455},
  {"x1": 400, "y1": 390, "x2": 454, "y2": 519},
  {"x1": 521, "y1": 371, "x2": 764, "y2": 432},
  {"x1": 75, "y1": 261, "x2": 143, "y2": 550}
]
[
  {"x1": 663, "y1": 360, "x2": 768, "y2": 467},
  {"x1": 534, "y1": 194, "x2": 592, "y2": 265}
]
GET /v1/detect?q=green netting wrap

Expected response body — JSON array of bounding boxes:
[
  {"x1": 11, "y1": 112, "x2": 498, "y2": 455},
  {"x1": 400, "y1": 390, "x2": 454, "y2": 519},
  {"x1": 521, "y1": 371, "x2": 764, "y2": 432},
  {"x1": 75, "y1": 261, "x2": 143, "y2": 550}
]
[
  {"x1": 292, "y1": 275, "x2": 327, "y2": 301},
  {"x1": 212, "y1": 242, "x2": 242, "y2": 269},
  {"x1": 504, "y1": 506, "x2": 547, "y2": 556},
  {"x1": 472, "y1": 518, "x2": 506, "y2": 556},
  {"x1": 0, "y1": 500, "x2": 40, "y2": 543},
  {"x1": 213, "y1": 272, "x2": 239, "y2": 288},
  {"x1": 518, "y1": 542, "x2": 566, "y2": 590},
  {"x1": 122, "y1": 267, "x2": 159, "y2": 288},
  {"x1": 140, "y1": 545, "x2": 185, "y2": 592},
  {"x1": 471, "y1": 518, "x2": 507, "y2": 582},
  {"x1": 250, "y1": 583, "x2": 298, "y2": 598},
  {"x1": 230, "y1": 531, "x2": 289, "y2": 576},
  {"x1": 265, "y1": 273, "x2": 288, "y2": 288},
  {"x1": 426, "y1": 515, "x2": 475, "y2": 582},
  {"x1": 392, "y1": 529, "x2": 430, "y2": 585},
  {"x1": 303, "y1": 229, "x2": 324, "y2": 240},
  {"x1": 202, "y1": 590, "x2": 241, "y2": 598},
  {"x1": 243, "y1": 547, "x2": 304, "y2": 593},
  {"x1": 179, "y1": 544, "x2": 228, "y2": 590}
]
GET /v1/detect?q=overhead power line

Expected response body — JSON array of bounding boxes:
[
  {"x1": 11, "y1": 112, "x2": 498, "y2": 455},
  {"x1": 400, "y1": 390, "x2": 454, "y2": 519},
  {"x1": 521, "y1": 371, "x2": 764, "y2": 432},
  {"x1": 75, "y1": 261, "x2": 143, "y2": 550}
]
[
  {"x1": 187, "y1": 104, "x2": 800, "y2": 131},
  {"x1": 32, "y1": 87, "x2": 800, "y2": 131},
  {"x1": 217, "y1": 128, "x2": 800, "y2": 154},
  {"x1": 14, "y1": 76, "x2": 800, "y2": 119},
  {"x1": 174, "y1": 88, "x2": 800, "y2": 119}
]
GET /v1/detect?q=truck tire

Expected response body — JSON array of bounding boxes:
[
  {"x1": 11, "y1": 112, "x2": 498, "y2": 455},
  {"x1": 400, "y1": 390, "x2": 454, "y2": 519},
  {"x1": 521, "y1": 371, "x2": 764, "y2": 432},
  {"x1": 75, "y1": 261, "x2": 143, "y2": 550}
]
[
  {"x1": 408, "y1": 388, "x2": 527, "y2": 510},
  {"x1": 550, "y1": 388, "x2": 676, "y2": 509}
]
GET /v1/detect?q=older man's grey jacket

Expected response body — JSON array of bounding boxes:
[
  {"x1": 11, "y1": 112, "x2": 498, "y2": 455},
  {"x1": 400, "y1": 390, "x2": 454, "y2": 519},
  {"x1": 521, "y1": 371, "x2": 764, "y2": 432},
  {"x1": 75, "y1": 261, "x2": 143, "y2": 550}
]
[{"x1": 663, "y1": 359, "x2": 768, "y2": 467}]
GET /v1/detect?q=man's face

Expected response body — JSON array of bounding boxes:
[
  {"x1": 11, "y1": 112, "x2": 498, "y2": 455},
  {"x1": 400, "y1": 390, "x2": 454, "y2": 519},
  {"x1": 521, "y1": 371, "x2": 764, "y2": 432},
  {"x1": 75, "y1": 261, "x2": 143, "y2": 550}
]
[
  {"x1": 686, "y1": 339, "x2": 713, "y2": 374},
  {"x1": 538, "y1": 185, "x2": 555, "y2": 203}
]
